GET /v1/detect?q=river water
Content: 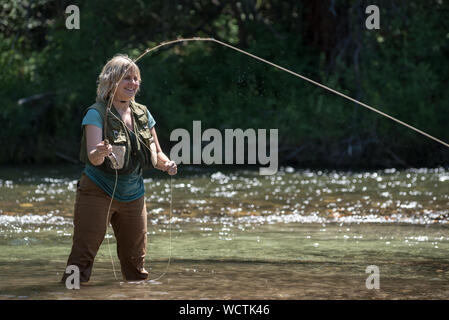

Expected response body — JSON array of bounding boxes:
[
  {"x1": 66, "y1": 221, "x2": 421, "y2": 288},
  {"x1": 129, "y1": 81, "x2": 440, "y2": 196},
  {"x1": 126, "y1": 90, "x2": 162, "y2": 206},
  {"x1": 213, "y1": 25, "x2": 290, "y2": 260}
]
[{"x1": 0, "y1": 165, "x2": 448, "y2": 299}]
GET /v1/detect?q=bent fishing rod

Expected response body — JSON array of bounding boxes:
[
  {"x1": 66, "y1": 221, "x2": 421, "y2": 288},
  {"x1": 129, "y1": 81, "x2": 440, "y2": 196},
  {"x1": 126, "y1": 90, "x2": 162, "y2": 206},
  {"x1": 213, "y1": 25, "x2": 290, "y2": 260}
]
[
  {"x1": 108, "y1": 37, "x2": 449, "y2": 149},
  {"x1": 102, "y1": 36, "x2": 449, "y2": 282}
]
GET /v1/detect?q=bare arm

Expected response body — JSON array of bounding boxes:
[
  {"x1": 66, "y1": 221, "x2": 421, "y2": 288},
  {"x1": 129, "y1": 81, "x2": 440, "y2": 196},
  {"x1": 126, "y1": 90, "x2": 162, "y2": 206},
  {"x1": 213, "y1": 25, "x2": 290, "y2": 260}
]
[
  {"x1": 150, "y1": 126, "x2": 177, "y2": 175},
  {"x1": 85, "y1": 125, "x2": 112, "y2": 166}
]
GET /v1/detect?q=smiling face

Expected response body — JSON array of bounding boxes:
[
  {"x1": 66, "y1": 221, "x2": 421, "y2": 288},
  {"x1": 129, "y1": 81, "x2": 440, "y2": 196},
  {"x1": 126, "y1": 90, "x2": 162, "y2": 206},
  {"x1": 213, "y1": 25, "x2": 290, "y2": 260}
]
[
  {"x1": 114, "y1": 67, "x2": 141, "y2": 102},
  {"x1": 96, "y1": 54, "x2": 142, "y2": 104}
]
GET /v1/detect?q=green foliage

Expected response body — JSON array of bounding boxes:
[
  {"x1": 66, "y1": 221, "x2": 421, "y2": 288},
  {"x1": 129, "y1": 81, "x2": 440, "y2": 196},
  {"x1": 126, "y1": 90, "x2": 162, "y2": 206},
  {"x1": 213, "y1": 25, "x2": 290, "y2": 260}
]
[{"x1": 0, "y1": 0, "x2": 448, "y2": 167}]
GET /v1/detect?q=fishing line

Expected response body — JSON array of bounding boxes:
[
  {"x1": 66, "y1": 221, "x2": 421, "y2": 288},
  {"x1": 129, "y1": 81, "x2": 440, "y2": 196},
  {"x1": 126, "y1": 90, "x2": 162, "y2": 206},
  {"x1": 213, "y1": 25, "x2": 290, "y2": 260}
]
[
  {"x1": 148, "y1": 176, "x2": 173, "y2": 282},
  {"x1": 130, "y1": 37, "x2": 449, "y2": 149},
  {"x1": 105, "y1": 167, "x2": 118, "y2": 281},
  {"x1": 103, "y1": 108, "x2": 174, "y2": 282},
  {"x1": 101, "y1": 35, "x2": 449, "y2": 282}
]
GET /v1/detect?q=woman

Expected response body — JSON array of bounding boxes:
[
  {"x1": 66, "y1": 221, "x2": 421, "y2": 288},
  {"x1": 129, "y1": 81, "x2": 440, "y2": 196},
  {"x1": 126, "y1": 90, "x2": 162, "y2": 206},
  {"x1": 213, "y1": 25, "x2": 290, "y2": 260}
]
[{"x1": 62, "y1": 54, "x2": 177, "y2": 283}]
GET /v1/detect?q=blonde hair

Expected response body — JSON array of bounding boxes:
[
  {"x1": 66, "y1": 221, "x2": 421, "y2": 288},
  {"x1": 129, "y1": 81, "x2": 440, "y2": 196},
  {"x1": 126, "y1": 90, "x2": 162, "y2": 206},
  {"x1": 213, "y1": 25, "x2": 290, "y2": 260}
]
[{"x1": 96, "y1": 54, "x2": 141, "y2": 103}]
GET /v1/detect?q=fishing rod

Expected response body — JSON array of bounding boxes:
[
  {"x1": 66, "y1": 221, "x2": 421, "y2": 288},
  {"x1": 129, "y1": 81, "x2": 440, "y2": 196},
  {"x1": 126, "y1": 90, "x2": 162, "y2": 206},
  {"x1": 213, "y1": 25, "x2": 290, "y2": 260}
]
[
  {"x1": 111, "y1": 37, "x2": 449, "y2": 149},
  {"x1": 102, "y1": 36, "x2": 449, "y2": 282}
]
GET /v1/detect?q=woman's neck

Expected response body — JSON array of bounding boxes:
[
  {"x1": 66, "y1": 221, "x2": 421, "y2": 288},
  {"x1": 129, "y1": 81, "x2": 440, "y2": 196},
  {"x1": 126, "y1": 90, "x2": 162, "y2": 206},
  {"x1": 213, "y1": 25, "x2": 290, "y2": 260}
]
[{"x1": 112, "y1": 99, "x2": 130, "y2": 112}]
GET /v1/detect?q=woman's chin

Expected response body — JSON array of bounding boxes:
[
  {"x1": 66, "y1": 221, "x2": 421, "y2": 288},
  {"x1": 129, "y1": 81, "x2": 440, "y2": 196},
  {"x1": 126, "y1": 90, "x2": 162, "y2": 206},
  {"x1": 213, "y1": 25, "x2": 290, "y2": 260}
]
[{"x1": 116, "y1": 96, "x2": 133, "y2": 102}]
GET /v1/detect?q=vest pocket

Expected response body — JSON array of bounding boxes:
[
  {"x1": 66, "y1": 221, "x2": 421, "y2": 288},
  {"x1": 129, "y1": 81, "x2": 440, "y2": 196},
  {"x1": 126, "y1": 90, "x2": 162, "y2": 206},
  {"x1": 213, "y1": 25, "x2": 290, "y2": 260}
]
[
  {"x1": 110, "y1": 130, "x2": 127, "y2": 144},
  {"x1": 135, "y1": 129, "x2": 157, "y2": 168},
  {"x1": 138, "y1": 128, "x2": 151, "y2": 140},
  {"x1": 110, "y1": 145, "x2": 126, "y2": 169}
]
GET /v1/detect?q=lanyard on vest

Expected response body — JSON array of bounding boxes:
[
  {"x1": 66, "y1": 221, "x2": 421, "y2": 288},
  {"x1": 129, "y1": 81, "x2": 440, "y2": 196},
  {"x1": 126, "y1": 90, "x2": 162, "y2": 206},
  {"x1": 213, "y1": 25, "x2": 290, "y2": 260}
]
[{"x1": 103, "y1": 56, "x2": 137, "y2": 147}]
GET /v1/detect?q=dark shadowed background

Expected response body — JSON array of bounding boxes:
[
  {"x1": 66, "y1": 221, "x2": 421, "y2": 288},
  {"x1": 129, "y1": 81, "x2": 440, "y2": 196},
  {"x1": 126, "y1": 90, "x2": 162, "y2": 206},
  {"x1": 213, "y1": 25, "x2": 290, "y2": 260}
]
[{"x1": 1, "y1": 0, "x2": 448, "y2": 169}]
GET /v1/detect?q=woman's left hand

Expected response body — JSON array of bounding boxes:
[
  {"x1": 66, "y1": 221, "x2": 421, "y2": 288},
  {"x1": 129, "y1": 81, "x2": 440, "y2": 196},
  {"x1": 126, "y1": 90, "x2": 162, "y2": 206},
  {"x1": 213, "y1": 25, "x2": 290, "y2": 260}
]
[{"x1": 164, "y1": 160, "x2": 177, "y2": 175}]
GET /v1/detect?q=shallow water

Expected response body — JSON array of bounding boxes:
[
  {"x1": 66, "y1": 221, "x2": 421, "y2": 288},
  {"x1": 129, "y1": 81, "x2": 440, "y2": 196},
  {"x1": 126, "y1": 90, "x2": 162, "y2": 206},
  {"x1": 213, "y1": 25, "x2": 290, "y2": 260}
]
[{"x1": 0, "y1": 165, "x2": 448, "y2": 299}]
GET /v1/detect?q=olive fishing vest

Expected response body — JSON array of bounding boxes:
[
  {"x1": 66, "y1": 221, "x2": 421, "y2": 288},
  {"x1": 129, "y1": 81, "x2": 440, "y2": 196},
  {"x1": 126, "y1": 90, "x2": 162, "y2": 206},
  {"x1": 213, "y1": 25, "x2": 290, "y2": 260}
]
[{"x1": 79, "y1": 101, "x2": 154, "y2": 175}]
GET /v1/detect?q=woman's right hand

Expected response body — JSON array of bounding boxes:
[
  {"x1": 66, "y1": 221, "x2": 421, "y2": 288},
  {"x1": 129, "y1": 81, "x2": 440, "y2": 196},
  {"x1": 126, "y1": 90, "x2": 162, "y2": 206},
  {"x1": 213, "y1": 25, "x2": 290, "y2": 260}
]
[
  {"x1": 88, "y1": 140, "x2": 113, "y2": 166},
  {"x1": 95, "y1": 141, "x2": 113, "y2": 158},
  {"x1": 86, "y1": 125, "x2": 111, "y2": 166}
]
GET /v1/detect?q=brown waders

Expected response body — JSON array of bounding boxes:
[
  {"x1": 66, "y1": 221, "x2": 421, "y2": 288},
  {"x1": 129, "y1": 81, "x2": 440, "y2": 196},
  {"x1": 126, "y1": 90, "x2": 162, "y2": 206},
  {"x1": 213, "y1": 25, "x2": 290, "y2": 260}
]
[{"x1": 62, "y1": 173, "x2": 148, "y2": 283}]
